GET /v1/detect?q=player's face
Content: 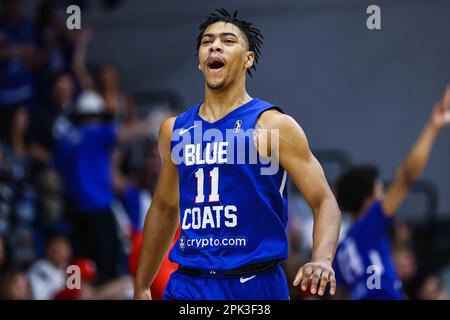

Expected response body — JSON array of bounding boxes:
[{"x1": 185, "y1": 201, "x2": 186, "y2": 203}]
[{"x1": 198, "y1": 22, "x2": 254, "y2": 90}]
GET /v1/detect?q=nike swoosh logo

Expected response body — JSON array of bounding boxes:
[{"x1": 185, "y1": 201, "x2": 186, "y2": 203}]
[
  {"x1": 240, "y1": 275, "x2": 256, "y2": 284},
  {"x1": 180, "y1": 125, "x2": 197, "y2": 135}
]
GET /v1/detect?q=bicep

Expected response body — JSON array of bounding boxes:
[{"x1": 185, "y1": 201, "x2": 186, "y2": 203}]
[
  {"x1": 150, "y1": 117, "x2": 179, "y2": 212},
  {"x1": 283, "y1": 149, "x2": 332, "y2": 211},
  {"x1": 151, "y1": 155, "x2": 179, "y2": 212},
  {"x1": 277, "y1": 119, "x2": 333, "y2": 211}
]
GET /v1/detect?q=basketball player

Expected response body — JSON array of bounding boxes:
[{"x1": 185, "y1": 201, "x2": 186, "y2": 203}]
[
  {"x1": 134, "y1": 9, "x2": 341, "y2": 300},
  {"x1": 333, "y1": 86, "x2": 450, "y2": 299}
]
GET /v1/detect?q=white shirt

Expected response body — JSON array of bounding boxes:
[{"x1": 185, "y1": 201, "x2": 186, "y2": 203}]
[{"x1": 28, "y1": 260, "x2": 66, "y2": 300}]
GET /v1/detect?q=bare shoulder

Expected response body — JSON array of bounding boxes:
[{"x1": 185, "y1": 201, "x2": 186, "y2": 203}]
[
  {"x1": 159, "y1": 117, "x2": 177, "y2": 140},
  {"x1": 256, "y1": 108, "x2": 307, "y2": 143},
  {"x1": 158, "y1": 117, "x2": 177, "y2": 157}
]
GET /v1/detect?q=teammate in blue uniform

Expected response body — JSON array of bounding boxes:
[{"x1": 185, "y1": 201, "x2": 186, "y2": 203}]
[
  {"x1": 333, "y1": 87, "x2": 450, "y2": 299},
  {"x1": 134, "y1": 9, "x2": 342, "y2": 300}
]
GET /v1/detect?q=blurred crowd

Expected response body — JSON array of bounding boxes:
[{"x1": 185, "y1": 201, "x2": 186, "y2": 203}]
[
  {"x1": 0, "y1": 0, "x2": 174, "y2": 299},
  {"x1": 0, "y1": 0, "x2": 448, "y2": 300},
  {"x1": 285, "y1": 191, "x2": 450, "y2": 300}
]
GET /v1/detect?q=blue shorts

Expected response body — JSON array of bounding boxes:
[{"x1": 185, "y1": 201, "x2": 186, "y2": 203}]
[{"x1": 163, "y1": 264, "x2": 290, "y2": 300}]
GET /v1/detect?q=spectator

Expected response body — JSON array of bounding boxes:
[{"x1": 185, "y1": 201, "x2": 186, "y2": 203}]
[
  {"x1": 333, "y1": 87, "x2": 450, "y2": 300},
  {"x1": 0, "y1": 104, "x2": 37, "y2": 269},
  {"x1": 53, "y1": 257, "x2": 97, "y2": 300},
  {"x1": 72, "y1": 28, "x2": 135, "y2": 124},
  {"x1": 8, "y1": 226, "x2": 35, "y2": 269},
  {"x1": 417, "y1": 274, "x2": 448, "y2": 300},
  {"x1": 97, "y1": 64, "x2": 134, "y2": 123},
  {"x1": 117, "y1": 137, "x2": 160, "y2": 233},
  {"x1": 0, "y1": 104, "x2": 32, "y2": 185},
  {"x1": 0, "y1": 269, "x2": 32, "y2": 299},
  {"x1": 33, "y1": 0, "x2": 77, "y2": 103},
  {"x1": 54, "y1": 257, "x2": 132, "y2": 300},
  {"x1": 52, "y1": 90, "x2": 120, "y2": 284},
  {"x1": 0, "y1": 0, "x2": 35, "y2": 112},
  {"x1": 392, "y1": 246, "x2": 417, "y2": 298},
  {"x1": 27, "y1": 234, "x2": 72, "y2": 299},
  {"x1": 29, "y1": 71, "x2": 75, "y2": 167}
]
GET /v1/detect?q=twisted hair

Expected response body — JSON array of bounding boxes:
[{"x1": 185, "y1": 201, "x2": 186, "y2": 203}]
[{"x1": 196, "y1": 8, "x2": 264, "y2": 77}]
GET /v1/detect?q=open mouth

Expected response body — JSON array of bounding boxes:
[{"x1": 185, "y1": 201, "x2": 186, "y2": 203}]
[{"x1": 207, "y1": 58, "x2": 225, "y2": 72}]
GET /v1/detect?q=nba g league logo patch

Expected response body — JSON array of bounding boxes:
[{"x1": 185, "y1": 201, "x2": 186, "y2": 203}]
[
  {"x1": 233, "y1": 120, "x2": 242, "y2": 133},
  {"x1": 179, "y1": 235, "x2": 186, "y2": 251}
]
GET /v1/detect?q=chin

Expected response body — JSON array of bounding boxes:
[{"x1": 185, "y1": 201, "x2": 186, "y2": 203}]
[{"x1": 206, "y1": 79, "x2": 227, "y2": 90}]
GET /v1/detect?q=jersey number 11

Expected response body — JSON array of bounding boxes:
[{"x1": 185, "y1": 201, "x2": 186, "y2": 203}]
[{"x1": 195, "y1": 167, "x2": 220, "y2": 203}]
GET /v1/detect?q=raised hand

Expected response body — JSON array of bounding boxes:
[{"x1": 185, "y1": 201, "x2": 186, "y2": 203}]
[{"x1": 431, "y1": 85, "x2": 450, "y2": 129}]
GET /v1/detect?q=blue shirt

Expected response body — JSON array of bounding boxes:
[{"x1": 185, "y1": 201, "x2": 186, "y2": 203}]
[
  {"x1": 0, "y1": 18, "x2": 34, "y2": 106},
  {"x1": 53, "y1": 122, "x2": 117, "y2": 212},
  {"x1": 168, "y1": 98, "x2": 289, "y2": 271},
  {"x1": 333, "y1": 201, "x2": 404, "y2": 300}
]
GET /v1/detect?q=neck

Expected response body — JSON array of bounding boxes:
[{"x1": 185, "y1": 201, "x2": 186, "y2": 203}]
[
  {"x1": 202, "y1": 77, "x2": 251, "y2": 121},
  {"x1": 353, "y1": 198, "x2": 376, "y2": 220}
]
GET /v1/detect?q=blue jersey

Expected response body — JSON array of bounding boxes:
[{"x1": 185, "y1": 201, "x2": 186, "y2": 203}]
[
  {"x1": 169, "y1": 98, "x2": 289, "y2": 271},
  {"x1": 53, "y1": 122, "x2": 117, "y2": 212},
  {"x1": 333, "y1": 201, "x2": 404, "y2": 300}
]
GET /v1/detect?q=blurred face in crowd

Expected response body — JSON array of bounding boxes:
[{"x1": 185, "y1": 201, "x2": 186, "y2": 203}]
[
  {"x1": 3, "y1": 272, "x2": 31, "y2": 300},
  {"x1": 12, "y1": 106, "x2": 29, "y2": 135},
  {"x1": 395, "y1": 223, "x2": 412, "y2": 244},
  {"x1": 393, "y1": 247, "x2": 417, "y2": 281},
  {"x1": 46, "y1": 236, "x2": 72, "y2": 270},
  {"x1": 52, "y1": 74, "x2": 74, "y2": 108},
  {"x1": 419, "y1": 276, "x2": 444, "y2": 300},
  {"x1": 98, "y1": 65, "x2": 119, "y2": 91},
  {"x1": 198, "y1": 22, "x2": 254, "y2": 91}
]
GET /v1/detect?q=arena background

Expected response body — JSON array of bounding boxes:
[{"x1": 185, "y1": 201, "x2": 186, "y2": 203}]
[{"x1": 0, "y1": 0, "x2": 449, "y2": 300}]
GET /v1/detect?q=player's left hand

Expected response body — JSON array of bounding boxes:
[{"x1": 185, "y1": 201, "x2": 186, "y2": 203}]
[{"x1": 293, "y1": 260, "x2": 336, "y2": 296}]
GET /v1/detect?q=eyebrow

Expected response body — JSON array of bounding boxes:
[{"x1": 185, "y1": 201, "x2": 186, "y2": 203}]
[{"x1": 202, "y1": 32, "x2": 239, "y2": 39}]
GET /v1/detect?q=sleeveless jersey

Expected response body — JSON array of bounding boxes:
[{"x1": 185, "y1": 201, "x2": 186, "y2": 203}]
[{"x1": 169, "y1": 98, "x2": 288, "y2": 271}]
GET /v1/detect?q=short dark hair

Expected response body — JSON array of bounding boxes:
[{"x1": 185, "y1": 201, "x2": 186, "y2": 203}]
[
  {"x1": 335, "y1": 165, "x2": 379, "y2": 215},
  {"x1": 196, "y1": 8, "x2": 264, "y2": 77},
  {"x1": 50, "y1": 70, "x2": 73, "y2": 88},
  {"x1": 45, "y1": 233, "x2": 69, "y2": 248}
]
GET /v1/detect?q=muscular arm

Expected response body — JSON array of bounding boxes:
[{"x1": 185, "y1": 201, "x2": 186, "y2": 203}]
[
  {"x1": 383, "y1": 86, "x2": 450, "y2": 216},
  {"x1": 134, "y1": 117, "x2": 179, "y2": 300},
  {"x1": 256, "y1": 109, "x2": 341, "y2": 296}
]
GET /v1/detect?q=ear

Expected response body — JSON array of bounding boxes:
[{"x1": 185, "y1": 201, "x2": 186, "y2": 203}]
[{"x1": 244, "y1": 51, "x2": 255, "y2": 70}]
